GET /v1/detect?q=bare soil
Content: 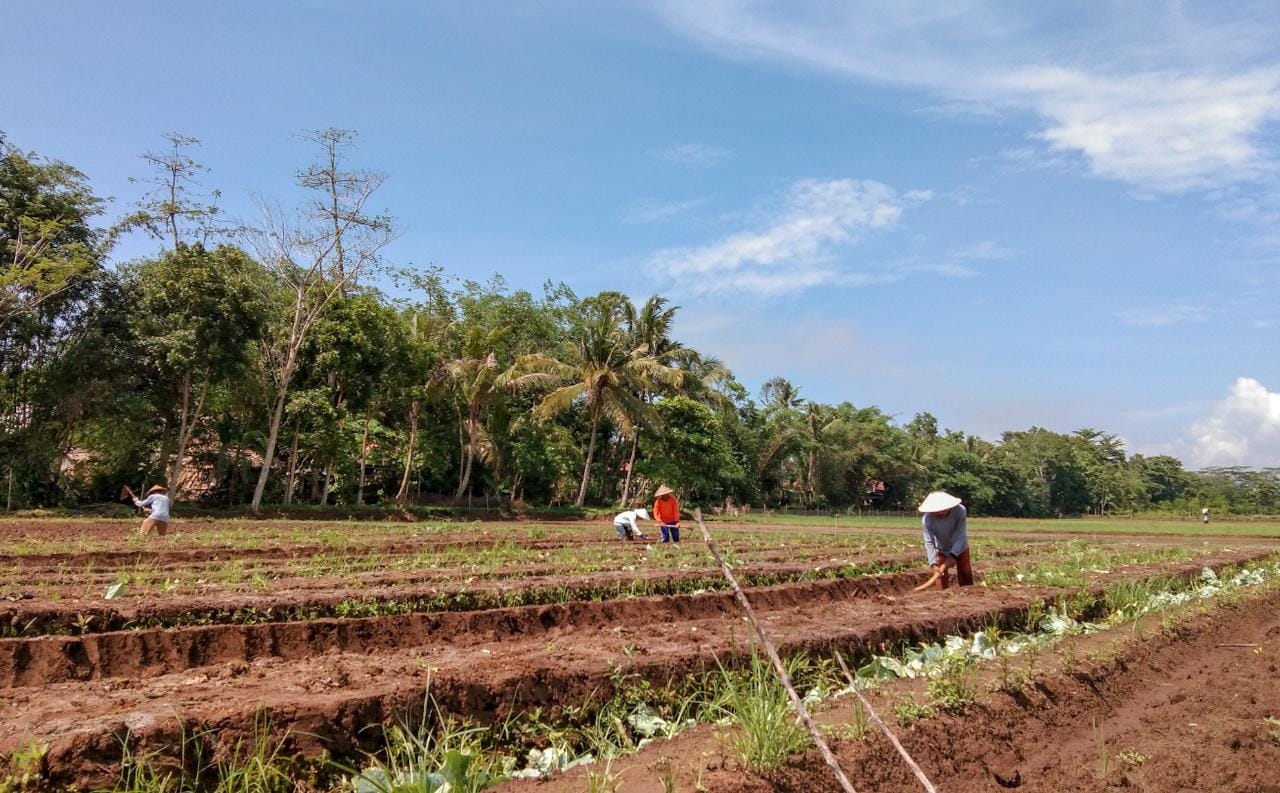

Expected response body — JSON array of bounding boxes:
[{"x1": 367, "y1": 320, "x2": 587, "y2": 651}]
[{"x1": 1, "y1": 517, "x2": 1276, "y2": 791}]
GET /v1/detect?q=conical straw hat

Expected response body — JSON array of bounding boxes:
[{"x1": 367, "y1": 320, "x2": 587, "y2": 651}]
[{"x1": 917, "y1": 491, "x2": 961, "y2": 513}]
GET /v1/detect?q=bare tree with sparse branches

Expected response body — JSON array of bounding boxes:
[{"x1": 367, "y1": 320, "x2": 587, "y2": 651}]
[{"x1": 247, "y1": 128, "x2": 397, "y2": 511}]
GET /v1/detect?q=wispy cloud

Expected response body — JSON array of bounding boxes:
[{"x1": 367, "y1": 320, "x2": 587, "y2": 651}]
[
  {"x1": 658, "y1": 143, "x2": 733, "y2": 168},
  {"x1": 619, "y1": 197, "x2": 709, "y2": 224},
  {"x1": 1115, "y1": 302, "x2": 1208, "y2": 327},
  {"x1": 951, "y1": 240, "x2": 1018, "y2": 261},
  {"x1": 655, "y1": 2, "x2": 1280, "y2": 195},
  {"x1": 648, "y1": 178, "x2": 918, "y2": 296}
]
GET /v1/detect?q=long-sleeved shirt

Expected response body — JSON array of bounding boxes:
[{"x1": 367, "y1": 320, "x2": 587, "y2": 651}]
[
  {"x1": 133, "y1": 493, "x2": 171, "y2": 522},
  {"x1": 653, "y1": 496, "x2": 680, "y2": 524},
  {"x1": 922, "y1": 504, "x2": 967, "y2": 564},
  {"x1": 613, "y1": 510, "x2": 646, "y2": 537}
]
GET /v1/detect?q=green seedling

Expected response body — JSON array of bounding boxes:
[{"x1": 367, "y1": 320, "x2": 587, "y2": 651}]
[
  {"x1": 0, "y1": 740, "x2": 47, "y2": 792},
  {"x1": 893, "y1": 696, "x2": 932, "y2": 727},
  {"x1": 927, "y1": 656, "x2": 976, "y2": 713},
  {"x1": 1093, "y1": 718, "x2": 1109, "y2": 780}
]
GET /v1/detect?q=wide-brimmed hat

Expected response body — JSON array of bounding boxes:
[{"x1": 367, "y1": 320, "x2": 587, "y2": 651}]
[
  {"x1": 917, "y1": 491, "x2": 961, "y2": 513},
  {"x1": 146, "y1": 484, "x2": 168, "y2": 496},
  {"x1": 635, "y1": 508, "x2": 650, "y2": 520},
  {"x1": 654, "y1": 484, "x2": 674, "y2": 498}
]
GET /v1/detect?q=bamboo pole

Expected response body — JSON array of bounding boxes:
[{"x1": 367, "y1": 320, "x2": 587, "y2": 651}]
[
  {"x1": 693, "y1": 509, "x2": 859, "y2": 793},
  {"x1": 834, "y1": 653, "x2": 939, "y2": 793}
]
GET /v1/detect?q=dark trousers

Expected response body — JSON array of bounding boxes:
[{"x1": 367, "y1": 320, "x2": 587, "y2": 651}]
[
  {"x1": 660, "y1": 522, "x2": 680, "y2": 543},
  {"x1": 936, "y1": 549, "x2": 974, "y2": 590}
]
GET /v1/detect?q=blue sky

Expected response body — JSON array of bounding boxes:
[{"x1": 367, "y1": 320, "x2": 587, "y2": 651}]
[{"x1": 4, "y1": 1, "x2": 1279, "y2": 467}]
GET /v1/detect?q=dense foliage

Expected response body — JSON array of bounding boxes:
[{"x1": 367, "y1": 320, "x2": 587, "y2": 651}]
[{"x1": 1, "y1": 131, "x2": 1274, "y2": 515}]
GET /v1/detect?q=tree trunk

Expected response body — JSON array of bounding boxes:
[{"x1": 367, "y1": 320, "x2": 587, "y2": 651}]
[
  {"x1": 156, "y1": 416, "x2": 174, "y2": 487},
  {"x1": 357, "y1": 405, "x2": 372, "y2": 506},
  {"x1": 320, "y1": 460, "x2": 333, "y2": 505},
  {"x1": 396, "y1": 400, "x2": 420, "y2": 503},
  {"x1": 510, "y1": 470, "x2": 522, "y2": 506},
  {"x1": 455, "y1": 411, "x2": 479, "y2": 501},
  {"x1": 251, "y1": 374, "x2": 292, "y2": 511},
  {"x1": 168, "y1": 376, "x2": 209, "y2": 496},
  {"x1": 575, "y1": 416, "x2": 600, "y2": 508},
  {"x1": 619, "y1": 434, "x2": 639, "y2": 507},
  {"x1": 456, "y1": 447, "x2": 474, "y2": 501},
  {"x1": 806, "y1": 448, "x2": 818, "y2": 508},
  {"x1": 212, "y1": 438, "x2": 228, "y2": 499},
  {"x1": 284, "y1": 419, "x2": 301, "y2": 506},
  {"x1": 229, "y1": 447, "x2": 241, "y2": 504}
]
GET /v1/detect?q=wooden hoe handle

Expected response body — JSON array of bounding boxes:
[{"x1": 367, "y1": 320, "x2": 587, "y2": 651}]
[{"x1": 912, "y1": 567, "x2": 943, "y2": 592}]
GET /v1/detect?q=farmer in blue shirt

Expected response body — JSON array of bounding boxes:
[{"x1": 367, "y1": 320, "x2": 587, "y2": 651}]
[
  {"x1": 918, "y1": 490, "x2": 974, "y2": 590},
  {"x1": 123, "y1": 484, "x2": 172, "y2": 537}
]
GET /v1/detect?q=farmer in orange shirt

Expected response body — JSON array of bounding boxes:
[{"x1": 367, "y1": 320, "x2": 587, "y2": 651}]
[{"x1": 653, "y1": 484, "x2": 681, "y2": 544}]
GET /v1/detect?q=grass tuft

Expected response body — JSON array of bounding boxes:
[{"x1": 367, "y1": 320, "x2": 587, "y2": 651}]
[{"x1": 717, "y1": 650, "x2": 808, "y2": 773}]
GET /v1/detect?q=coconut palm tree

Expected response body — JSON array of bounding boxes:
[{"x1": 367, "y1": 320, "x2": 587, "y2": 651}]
[
  {"x1": 617, "y1": 296, "x2": 688, "y2": 505},
  {"x1": 393, "y1": 311, "x2": 448, "y2": 503},
  {"x1": 445, "y1": 323, "x2": 549, "y2": 501},
  {"x1": 525, "y1": 296, "x2": 682, "y2": 507},
  {"x1": 801, "y1": 401, "x2": 846, "y2": 508}
]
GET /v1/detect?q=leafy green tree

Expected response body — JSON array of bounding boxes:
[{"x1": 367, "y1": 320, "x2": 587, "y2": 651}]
[
  {"x1": 1132, "y1": 454, "x2": 1190, "y2": 505},
  {"x1": 131, "y1": 244, "x2": 269, "y2": 493},
  {"x1": 0, "y1": 138, "x2": 105, "y2": 335},
  {"x1": 636, "y1": 396, "x2": 744, "y2": 504}
]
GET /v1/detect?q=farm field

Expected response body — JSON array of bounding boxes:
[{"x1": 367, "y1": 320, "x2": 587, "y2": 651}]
[{"x1": 2, "y1": 516, "x2": 1279, "y2": 791}]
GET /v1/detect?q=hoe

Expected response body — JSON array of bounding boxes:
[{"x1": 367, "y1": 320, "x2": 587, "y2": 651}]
[{"x1": 912, "y1": 557, "x2": 956, "y2": 592}]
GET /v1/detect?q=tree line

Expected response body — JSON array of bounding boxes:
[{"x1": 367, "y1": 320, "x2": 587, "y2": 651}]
[{"x1": 2, "y1": 129, "x2": 1276, "y2": 516}]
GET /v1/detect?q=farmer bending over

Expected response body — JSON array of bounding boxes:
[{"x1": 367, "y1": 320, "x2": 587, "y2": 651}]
[
  {"x1": 918, "y1": 490, "x2": 973, "y2": 590},
  {"x1": 124, "y1": 484, "x2": 171, "y2": 537},
  {"x1": 613, "y1": 507, "x2": 649, "y2": 541},
  {"x1": 653, "y1": 484, "x2": 680, "y2": 544}
]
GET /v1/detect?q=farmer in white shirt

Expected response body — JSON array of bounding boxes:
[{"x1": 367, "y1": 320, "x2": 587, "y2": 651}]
[
  {"x1": 124, "y1": 484, "x2": 172, "y2": 536},
  {"x1": 613, "y1": 507, "x2": 649, "y2": 541},
  {"x1": 919, "y1": 490, "x2": 974, "y2": 590}
]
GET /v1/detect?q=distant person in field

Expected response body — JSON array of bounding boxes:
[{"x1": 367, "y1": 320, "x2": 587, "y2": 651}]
[
  {"x1": 653, "y1": 484, "x2": 681, "y2": 544},
  {"x1": 124, "y1": 484, "x2": 171, "y2": 537},
  {"x1": 613, "y1": 507, "x2": 649, "y2": 541},
  {"x1": 918, "y1": 490, "x2": 973, "y2": 590},
  {"x1": 1202, "y1": 507, "x2": 1210, "y2": 524}
]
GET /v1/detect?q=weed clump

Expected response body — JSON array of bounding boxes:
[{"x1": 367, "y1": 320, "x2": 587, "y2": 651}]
[
  {"x1": 717, "y1": 650, "x2": 807, "y2": 773},
  {"x1": 927, "y1": 656, "x2": 976, "y2": 713},
  {"x1": 893, "y1": 696, "x2": 932, "y2": 727}
]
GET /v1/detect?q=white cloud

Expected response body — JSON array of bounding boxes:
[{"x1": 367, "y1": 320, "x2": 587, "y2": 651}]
[
  {"x1": 658, "y1": 143, "x2": 733, "y2": 168},
  {"x1": 1252, "y1": 318, "x2": 1277, "y2": 329},
  {"x1": 655, "y1": 2, "x2": 1280, "y2": 194},
  {"x1": 1115, "y1": 302, "x2": 1208, "y2": 327},
  {"x1": 648, "y1": 178, "x2": 914, "y2": 295},
  {"x1": 1001, "y1": 67, "x2": 1280, "y2": 192},
  {"x1": 1188, "y1": 377, "x2": 1280, "y2": 466}
]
